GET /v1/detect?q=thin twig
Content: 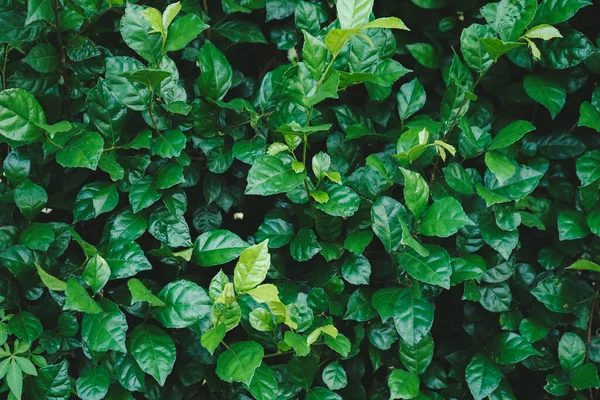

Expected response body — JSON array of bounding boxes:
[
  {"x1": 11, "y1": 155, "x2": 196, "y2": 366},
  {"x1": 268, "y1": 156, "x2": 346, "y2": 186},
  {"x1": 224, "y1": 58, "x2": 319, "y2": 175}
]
[{"x1": 53, "y1": 0, "x2": 70, "y2": 95}]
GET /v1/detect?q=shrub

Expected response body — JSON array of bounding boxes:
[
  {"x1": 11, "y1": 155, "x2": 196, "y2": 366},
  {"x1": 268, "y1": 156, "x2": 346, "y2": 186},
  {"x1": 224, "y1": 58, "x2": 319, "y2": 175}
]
[{"x1": 1, "y1": 0, "x2": 600, "y2": 398}]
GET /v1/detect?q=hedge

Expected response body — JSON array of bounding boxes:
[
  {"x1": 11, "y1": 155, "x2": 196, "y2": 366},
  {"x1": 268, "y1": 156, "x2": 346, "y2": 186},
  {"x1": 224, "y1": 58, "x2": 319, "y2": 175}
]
[{"x1": 1, "y1": 0, "x2": 600, "y2": 399}]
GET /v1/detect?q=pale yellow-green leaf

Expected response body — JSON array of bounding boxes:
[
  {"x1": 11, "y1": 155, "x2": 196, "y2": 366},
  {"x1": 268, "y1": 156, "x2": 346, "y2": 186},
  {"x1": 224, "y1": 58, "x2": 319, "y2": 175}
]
[
  {"x1": 523, "y1": 24, "x2": 562, "y2": 41},
  {"x1": 233, "y1": 241, "x2": 271, "y2": 292}
]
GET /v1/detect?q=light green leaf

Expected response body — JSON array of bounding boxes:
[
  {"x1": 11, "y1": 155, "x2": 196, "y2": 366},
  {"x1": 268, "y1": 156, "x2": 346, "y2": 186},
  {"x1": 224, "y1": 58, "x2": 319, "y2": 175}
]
[
  {"x1": 216, "y1": 341, "x2": 264, "y2": 385},
  {"x1": 234, "y1": 241, "x2": 271, "y2": 292},
  {"x1": 127, "y1": 278, "x2": 166, "y2": 307}
]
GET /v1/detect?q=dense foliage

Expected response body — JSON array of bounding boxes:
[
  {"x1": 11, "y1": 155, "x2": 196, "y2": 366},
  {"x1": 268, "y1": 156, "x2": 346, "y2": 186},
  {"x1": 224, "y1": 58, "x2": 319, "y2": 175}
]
[{"x1": 1, "y1": 0, "x2": 600, "y2": 398}]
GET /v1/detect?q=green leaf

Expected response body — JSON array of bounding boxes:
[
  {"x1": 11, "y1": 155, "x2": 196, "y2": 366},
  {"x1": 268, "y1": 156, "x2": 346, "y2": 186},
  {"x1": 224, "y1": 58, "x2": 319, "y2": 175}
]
[
  {"x1": 64, "y1": 279, "x2": 102, "y2": 314},
  {"x1": 466, "y1": 354, "x2": 503, "y2": 400},
  {"x1": 151, "y1": 129, "x2": 186, "y2": 158},
  {"x1": 314, "y1": 184, "x2": 360, "y2": 217},
  {"x1": 485, "y1": 151, "x2": 516, "y2": 184},
  {"x1": 198, "y1": 41, "x2": 233, "y2": 100},
  {"x1": 129, "y1": 176, "x2": 162, "y2": 213},
  {"x1": 418, "y1": 197, "x2": 473, "y2": 237},
  {"x1": 341, "y1": 254, "x2": 371, "y2": 285},
  {"x1": 484, "y1": 0, "x2": 537, "y2": 41},
  {"x1": 488, "y1": 120, "x2": 536, "y2": 150},
  {"x1": 531, "y1": 276, "x2": 578, "y2": 313},
  {"x1": 407, "y1": 42, "x2": 440, "y2": 68},
  {"x1": 30, "y1": 361, "x2": 71, "y2": 400},
  {"x1": 191, "y1": 229, "x2": 248, "y2": 267},
  {"x1": 322, "y1": 362, "x2": 347, "y2": 391},
  {"x1": 56, "y1": 131, "x2": 104, "y2": 170},
  {"x1": 481, "y1": 38, "x2": 525, "y2": 62},
  {"x1": 20, "y1": 223, "x2": 54, "y2": 251},
  {"x1": 325, "y1": 332, "x2": 352, "y2": 356},
  {"x1": 486, "y1": 165, "x2": 544, "y2": 201},
  {"x1": 372, "y1": 288, "x2": 403, "y2": 322},
  {"x1": 128, "y1": 324, "x2": 176, "y2": 386},
  {"x1": 461, "y1": 24, "x2": 496, "y2": 73},
  {"x1": 533, "y1": 0, "x2": 591, "y2": 25},
  {"x1": 576, "y1": 150, "x2": 600, "y2": 187},
  {"x1": 399, "y1": 335, "x2": 434, "y2": 375},
  {"x1": 216, "y1": 341, "x2": 264, "y2": 385},
  {"x1": 248, "y1": 364, "x2": 278, "y2": 400},
  {"x1": 234, "y1": 241, "x2": 271, "y2": 292},
  {"x1": 26, "y1": 0, "x2": 53, "y2": 24},
  {"x1": 567, "y1": 259, "x2": 600, "y2": 272},
  {"x1": 153, "y1": 280, "x2": 211, "y2": 328},
  {"x1": 24, "y1": 43, "x2": 58, "y2": 73},
  {"x1": 302, "y1": 31, "x2": 328, "y2": 79},
  {"x1": 538, "y1": 28, "x2": 595, "y2": 70},
  {"x1": 104, "y1": 240, "x2": 152, "y2": 279},
  {"x1": 214, "y1": 21, "x2": 268, "y2": 44},
  {"x1": 569, "y1": 363, "x2": 600, "y2": 389},
  {"x1": 74, "y1": 182, "x2": 119, "y2": 222},
  {"x1": 36, "y1": 263, "x2": 67, "y2": 291},
  {"x1": 388, "y1": 369, "x2": 420, "y2": 400},
  {"x1": 246, "y1": 155, "x2": 307, "y2": 196},
  {"x1": 480, "y1": 214, "x2": 519, "y2": 260},
  {"x1": 6, "y1": 359, "x2": 22, "y2": 399},
  {"x1": 393, "y1": 288, "x2": 434, "y2": 346},
  {"x1": 337, "y1": 0, "x2": 374, "y2": 29},
  {"x1": 579, "y1": 101, "x2": 600, "y2": 132},
  {"x1": 121, "y1": 69, "x2": 172, "y2": 89},
  {"x1": 8, "y1": 311, "x2": 42, "y2": 343},
  {"x1": 558, "y1": 332, "x2": 585, "y2": 372},
  {"x1": 82, "y1": 254, "x2": 110, "y2": 295},
  {"x1": 523, "y1": 75, "x2": 565, "y2": 119},
  {"x1": 397, "y1": 78, "x2": 426, "y2": 122},
  {"x1": 284, "y1": 331, "x2": 310, "y2": 357},
  {"x1": 14, "y1": 179, "x2": 47, "y2": 220},
  {"x1": 490, "y1": 332, "x2": 542, "y2": 364},
  {"x1": 558, "y1": 210, "x2": 590, "y2": 240},
  {"x1": 165, "y1": 14, "x2": 209, "y2": 51},
  {"x1": 523, "y1": 24, "x2": 563, "y2": 40},
  {"x1": 290, "y1": 228, "x2": 321, "y2": 262},
  {"x1": 256, "y1": 219, "x2": 294, "y2": 249},
  {"x1": 76, "y1": 366, "x2": 110, "y2": 400},
  {"x1": 371, "y1": 196, "x2": 408, "y2": 253},
  {"x1": 81, "y1": 299, "x2": 128, "y2": 353},
  {"x1": 201, "y1": 323, "x2": 227, "y2": 355},
  {"x1": 0, "y1": 89, "x2": 45, "y2": 145},
  {"x1": 397, "y1": 246, "x2": 452, "y2": 289},
  {"x1": 120, "y1": 3, "x2": 163, "y2": 64},
  {"x1": 400, "y1": 168, "x2": 429, "y2": 218},
  {"x1": 128, "y1": 278, "x2": 165, "y2": 307}
]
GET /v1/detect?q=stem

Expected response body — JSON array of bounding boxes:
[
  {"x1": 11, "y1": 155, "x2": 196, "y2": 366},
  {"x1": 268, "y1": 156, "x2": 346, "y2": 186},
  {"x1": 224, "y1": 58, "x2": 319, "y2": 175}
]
[
  {"x1": 220, "y1": 341, "x2": 230, "y2": 350},
  {"x1": 430, "y1": 69, "x2": 489, "y2": 183},
  {"x1": 103, "y1": 146, "x2": 121, "y2": 152},
  {"x1": 44, "y1": 133, "x2": 64, "y2": 150},
  {"x1": 226, "y1": 111, "x2": 273, "y2": 130},
  {"x1": 263, "y1": 350, "x2": 295, "y2": 359},
  {"x1": 587, "y1": 298, "x2": 597, "y2": 362},
  {"x1": 1, "y1": 44, "x2": 9, "y2": 90},
  {"x1": 53, "y1": 0, "x2": 70, "y2": 95},
  {"x1": 147, "y1": 92, "x2": 160, "y2": 133},
  {"x1": 202, "y1": 0, "x2": 208, "y2": 14}
]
